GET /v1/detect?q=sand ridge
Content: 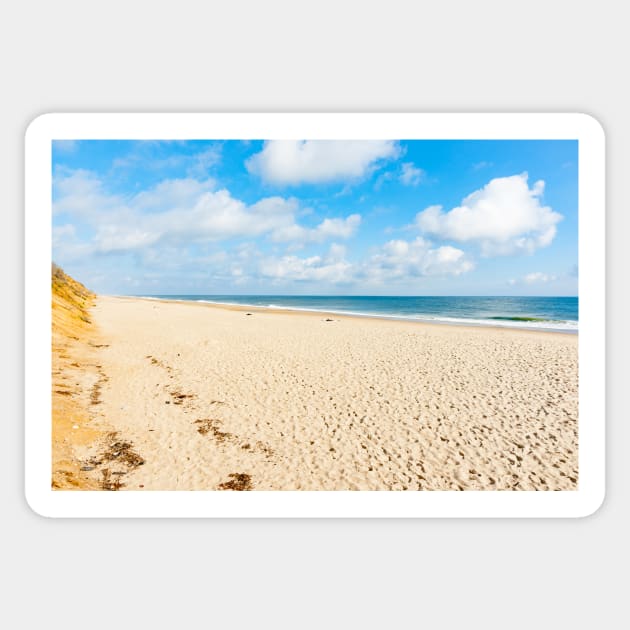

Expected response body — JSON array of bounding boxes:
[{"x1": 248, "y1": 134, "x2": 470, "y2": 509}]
[{"x1": 79, "y1": 295, "x2": 579, "y2": 491}]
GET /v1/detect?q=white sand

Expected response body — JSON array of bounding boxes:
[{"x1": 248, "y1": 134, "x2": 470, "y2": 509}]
[{"x1": 82, "y1": 296, "x2": 578, "y2": 491}]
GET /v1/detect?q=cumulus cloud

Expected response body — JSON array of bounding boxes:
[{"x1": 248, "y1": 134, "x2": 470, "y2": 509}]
[
  {"x1": 257, "y1": 237, "x2": 473, "y2": 287},
  {"x1": 53, "y1": 168, "x2": 120, "y2": 217},
  {"x1": 399, "y1": 162, "x2": 424, "y2": 186},
  {"x1": 54, "y1": 169, "x2": 475, "y2": 291},
  {"x1": 260, "y1": 244, "x2": 354, "y2": 284},
  {"x1": 131, "y1": 177, "x2": 218, "y2": 212},
  {"x1": 260, "y1": 257, "x2": 352, "y2": 284},
  {"x1": 53, "y1": 168, "x2": 361, "y2": 255},
  {"x1": 272, "y1": 214, "x2": 361, "y2": 243},
  {"x1": 93, "y1": 224, "x2": 161, "y2": 252},
  {"x1": 95, "y1": 190, "x2": 296, "y2": 252},
  {"x1": 246, "y1": 140, "x2": 400, "y2": 185},
  {"x1": 166, "y1": 192, "x2": 298, "y2": 242},
  {"x1": 415, "y1": 173, "x2": 563, "y2": 256},
  {"x1": 365, "y1": 237, "x2": 474, "y2": 281}
]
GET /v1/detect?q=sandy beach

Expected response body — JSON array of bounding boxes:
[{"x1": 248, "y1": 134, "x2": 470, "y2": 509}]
[{"x1": 55, "y1": 295, "x2": 579, "y2": 491}]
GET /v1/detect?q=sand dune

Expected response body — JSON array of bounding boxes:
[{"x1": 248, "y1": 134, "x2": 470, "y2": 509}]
[
  {"x1": 65, "y1": 296, "x2": 578, "y2": 491},
  {"x1": 51, "y1": 265, "x2": 104, "y2": 490}
]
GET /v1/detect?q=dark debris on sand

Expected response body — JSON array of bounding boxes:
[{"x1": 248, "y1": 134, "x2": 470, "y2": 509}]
[
  {"x1": 100, "y1": 468, "x2": 125, "y2": 491},
  {"x1": 217, "y1": 473, "x2": 253, "y2": 491},
  {"x1": 100, "y1": 434, "x2": 145, "y2": 467},
  {"x1": 194, "y1": 418, "x2": 232, "y2": 442},
  {"x1": 85, "y1": 432, "x2": 145, "y2": 490},
  {"x1": 170, "y1": 391, "x2": 195, "y2": 405}
]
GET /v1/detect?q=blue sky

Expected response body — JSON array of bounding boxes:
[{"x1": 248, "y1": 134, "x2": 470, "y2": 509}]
[{"x1": 52, "y1": 139, "x2": 578, "y2": 296}]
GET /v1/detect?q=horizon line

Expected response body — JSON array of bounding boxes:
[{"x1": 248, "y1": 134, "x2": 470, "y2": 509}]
[{"x1": 114, "y1": 293, "x2": 579, "y2": 299}]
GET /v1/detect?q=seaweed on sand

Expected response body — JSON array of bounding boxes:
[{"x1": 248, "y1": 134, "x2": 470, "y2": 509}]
[
  {"x1": 194, "y1": 418, "x2": 232, "y2": 442},
  {"x1": 217, "y1": 473, "x2": 253, "y2": 491},
  {"x1": 100, "y1": 432, "x2": 145, "y2": 467}
]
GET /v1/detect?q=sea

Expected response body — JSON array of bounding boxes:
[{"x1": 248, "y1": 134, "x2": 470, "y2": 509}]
[{"x1": 140, "y1": 295, "x2": 579, "y2": 333}]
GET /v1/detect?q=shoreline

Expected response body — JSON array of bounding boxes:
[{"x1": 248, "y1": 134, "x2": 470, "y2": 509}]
[
  {"x1": 110, "y1": 294, "x2": 579, "y2": 335},
  {"x1": 67, "y1": 294, "x2": 579, "y2": 491}
]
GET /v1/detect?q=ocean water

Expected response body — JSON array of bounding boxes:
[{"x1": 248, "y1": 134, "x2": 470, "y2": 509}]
[{"x1": 141, "y1": 295, "x2": 579, "y2": 333}]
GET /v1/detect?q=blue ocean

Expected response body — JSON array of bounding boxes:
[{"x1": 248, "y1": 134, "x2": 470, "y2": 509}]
[{"x1": 141, "y1": 295, "x2": 578, "y2": 333}]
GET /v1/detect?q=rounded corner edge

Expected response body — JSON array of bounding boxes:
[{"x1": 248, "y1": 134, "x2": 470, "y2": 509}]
[
  {"x1": 574, "y1": 112, "x2": 606, "y2": 143},
  {"x1": 573, "y1": 485, "x2": 607, "y2": 519},
  {"x1": 24, "y1": 486, "x2": 55, "y2": 520},
  {"x1": 24, "y1": 112, "x2": 58, "y2": 143}
]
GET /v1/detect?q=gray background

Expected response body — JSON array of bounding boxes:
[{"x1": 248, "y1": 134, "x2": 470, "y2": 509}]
[{"x1": 3, "y1": 1, "x2": 627, "y2": 628}]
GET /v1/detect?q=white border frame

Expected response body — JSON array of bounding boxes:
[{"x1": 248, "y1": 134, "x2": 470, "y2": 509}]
[{"x1": 25, "y1": 113, "x2": 605, "y2": 518}]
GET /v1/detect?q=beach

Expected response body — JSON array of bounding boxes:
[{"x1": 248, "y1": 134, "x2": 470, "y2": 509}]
[{"x1": 57, "y1": 295, "x2": 579, "y2": 491}]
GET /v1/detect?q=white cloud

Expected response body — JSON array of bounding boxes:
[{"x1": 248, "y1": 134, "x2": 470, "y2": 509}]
[
  {"x1": 260, "y1": 245, "x2": 353, "y2": 284},
  {"x1": 132, "y1": 178, "x2": 217, "y2": 212},
  {"x1": 246, "y1": 140, "x2": 400, "y2": 185},
  {"x1": 109, "y1": 143, "x2": 222, "y2": 179},
  {"x1": 186, "y1": 146, "x2": 222, "y2": 178},
  {"x1": 53, "y1": 169, "x2": 360, "y2": 255},
  {"x1": 89, "y1": 191, "x2": 297, "y2": 252},
  {"x1": 415, "y1": 173, "x2": 563, "y2": 256},
  {"x1": 509, "y1": 272, "x2": 558, "y2": 286},
  {"x1": 365, "y1": 237, "x2": 474, "y2": 281},
  {"x1": 272, "y1": 214, "x2": 361, "y2": 244},
  {"x1": 374, "y1": 171, "x2": 395, "y2": 191},
  {"x1": 524, "y1": 272, "x2": 556, "y2": 284},
  {"x1": 94, "y1": 224, "x2": 161, "y2": 252},
  {"x1": 53, "y1": 168, "x2": 119, "y2": 217},
  {"x1": 327, "y1": 243, "x2": 347, "y2": 261},
  {"x1": 257, "y1": 237, "x2": 473, "y2": 287},
  {"x1": 171, "y1": 192, "x2": 297, "y2": 242},
  {"x1": 52, "y1": 224, "x2": 75, "y2": 246},
  {"x1": 399, "y1": 162, "x2": 424, "y2": 186}
]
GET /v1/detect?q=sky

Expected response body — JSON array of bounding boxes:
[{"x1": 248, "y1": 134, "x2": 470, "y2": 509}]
[{"x1": 52, "y1": 139, "x2": 578, "y2": 296}]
